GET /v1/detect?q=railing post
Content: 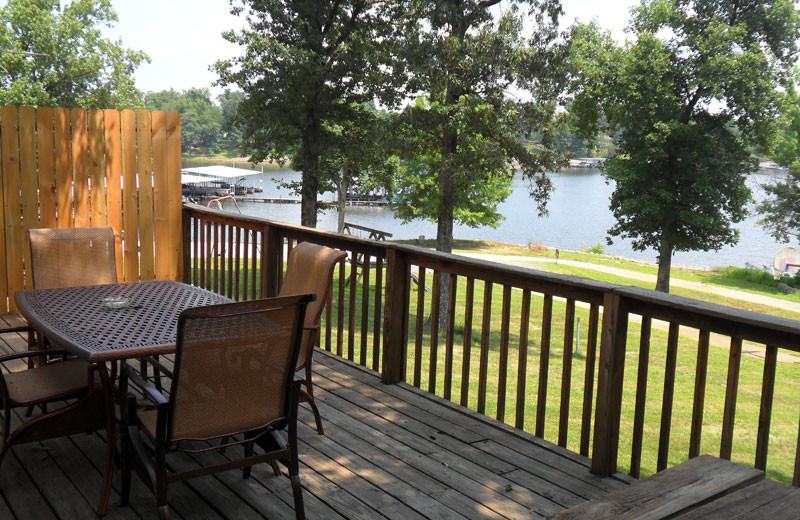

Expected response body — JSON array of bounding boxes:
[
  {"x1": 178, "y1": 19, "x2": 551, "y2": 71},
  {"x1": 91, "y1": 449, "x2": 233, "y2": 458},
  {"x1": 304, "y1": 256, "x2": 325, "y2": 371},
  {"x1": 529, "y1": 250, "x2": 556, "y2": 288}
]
[
  {"x1": 382, "y1": 247, "x2": 410, "y2": 384},
  {"x1": 263, "y1": 223, "x2": 281, "y2": 298},
  {"x1": 591, "y1": 292, "x2": 629, "y2": 476},
  {"x1": 181, "y1": 207, "x2": 191, "y2": 284}
]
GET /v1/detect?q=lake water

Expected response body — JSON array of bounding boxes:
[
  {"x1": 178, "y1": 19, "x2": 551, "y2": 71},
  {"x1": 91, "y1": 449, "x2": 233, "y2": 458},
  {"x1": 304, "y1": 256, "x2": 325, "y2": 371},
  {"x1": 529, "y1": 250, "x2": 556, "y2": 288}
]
[{"x1": 192, "y1": 163, "x2": 791, "y2": 270}]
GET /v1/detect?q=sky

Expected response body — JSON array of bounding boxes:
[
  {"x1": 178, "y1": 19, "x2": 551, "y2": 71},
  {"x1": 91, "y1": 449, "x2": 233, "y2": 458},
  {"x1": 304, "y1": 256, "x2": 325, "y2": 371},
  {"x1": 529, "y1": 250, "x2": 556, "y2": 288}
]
[{"x1": 105, "y1": 0, "x2": 639, "y2": 97}]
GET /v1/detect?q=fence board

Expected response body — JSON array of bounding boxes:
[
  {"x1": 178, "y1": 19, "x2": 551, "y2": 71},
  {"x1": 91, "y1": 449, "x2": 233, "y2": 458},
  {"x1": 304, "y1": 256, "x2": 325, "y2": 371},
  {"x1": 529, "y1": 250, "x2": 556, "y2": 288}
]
[
  {"x1": 35, "y1": 108, "x2": 56, "y2": 229},
  {"x1": 120, "y1": 109, "x2": 138, "y2": 282},
  {"x1": 136, "y1": 111, "x2": 155, "y2": 280},
  {"x1": 104, "y1": 109, "x2": 123, "y2": 281},
  {"x1": 166, "y1": 111, "x2": 182, "y2": 280},
  {"x1": 53, "y1": 108, "x2": 72, "y2": 228},
  {"x1": 71, "y1": 108, "x2": 89, "y2": 228},
  {"x1": 0, "y1": 107, "x2": 20, "y2": 309},
  {"x1": 18, "y1": 107, "x2": 38, "y2": 288},
  {"x1": 88, "y1": 109, "x2": 106, "y2": 227},
  {"x1": 152, "y1": 111, "x2": 169, "y2": 279}
]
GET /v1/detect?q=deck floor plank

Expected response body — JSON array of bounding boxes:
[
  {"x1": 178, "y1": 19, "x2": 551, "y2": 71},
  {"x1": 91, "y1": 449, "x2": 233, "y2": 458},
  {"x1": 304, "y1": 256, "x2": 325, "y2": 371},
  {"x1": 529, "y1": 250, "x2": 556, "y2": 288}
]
[{"x1": 0, "y1": 315, "x2": 633, "y2": 519}]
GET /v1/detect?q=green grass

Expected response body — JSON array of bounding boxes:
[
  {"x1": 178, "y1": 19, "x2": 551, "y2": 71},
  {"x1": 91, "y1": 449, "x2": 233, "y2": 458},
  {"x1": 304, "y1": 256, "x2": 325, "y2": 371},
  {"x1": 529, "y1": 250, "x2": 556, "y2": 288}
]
[
  {"x1": 394, "y1": 238, "x2": 800, "y2": 306},
  {"x1": 189, "y1": 252, "x2": 800, "y2": 485}
]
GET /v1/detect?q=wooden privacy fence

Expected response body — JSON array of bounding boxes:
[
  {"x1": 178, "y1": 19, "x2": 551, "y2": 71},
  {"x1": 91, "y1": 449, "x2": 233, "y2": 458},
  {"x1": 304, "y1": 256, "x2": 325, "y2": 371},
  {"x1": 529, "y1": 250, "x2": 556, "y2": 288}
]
[
  {"x1": 184, "y1": 203, "x2": 800, "y2": 487},
  {"x1": 0, "y1": 106, "x2": 183, "y2": 312}
]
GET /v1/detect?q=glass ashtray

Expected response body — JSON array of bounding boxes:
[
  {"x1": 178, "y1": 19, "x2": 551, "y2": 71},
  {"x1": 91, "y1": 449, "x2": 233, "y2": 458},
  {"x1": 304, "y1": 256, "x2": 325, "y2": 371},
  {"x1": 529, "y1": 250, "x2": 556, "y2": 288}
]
[{"x1": 102, "y1": 296, "x2": 131, "y2": 309}]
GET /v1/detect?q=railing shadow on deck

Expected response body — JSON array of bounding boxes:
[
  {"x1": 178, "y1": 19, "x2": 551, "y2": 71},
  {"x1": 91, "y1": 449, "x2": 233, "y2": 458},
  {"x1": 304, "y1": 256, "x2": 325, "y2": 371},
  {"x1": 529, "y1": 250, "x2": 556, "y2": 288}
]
[{"x1": 182, "y1": 203, "x2": 800, "y2": 487}]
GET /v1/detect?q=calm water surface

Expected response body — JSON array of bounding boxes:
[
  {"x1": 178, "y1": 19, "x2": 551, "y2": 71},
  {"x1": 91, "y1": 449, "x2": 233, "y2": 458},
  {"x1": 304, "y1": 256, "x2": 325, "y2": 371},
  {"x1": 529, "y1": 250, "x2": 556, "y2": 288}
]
[{"x1": 195, "y1": 164, "x2": 790, "y2": 270}]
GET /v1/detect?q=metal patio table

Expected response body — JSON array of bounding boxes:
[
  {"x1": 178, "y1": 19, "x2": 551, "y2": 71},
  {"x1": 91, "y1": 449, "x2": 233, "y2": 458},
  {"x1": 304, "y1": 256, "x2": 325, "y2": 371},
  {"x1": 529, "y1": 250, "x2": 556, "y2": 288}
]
[{"x1": 15, "y1": 280, "x2": 233, "y2": 363}]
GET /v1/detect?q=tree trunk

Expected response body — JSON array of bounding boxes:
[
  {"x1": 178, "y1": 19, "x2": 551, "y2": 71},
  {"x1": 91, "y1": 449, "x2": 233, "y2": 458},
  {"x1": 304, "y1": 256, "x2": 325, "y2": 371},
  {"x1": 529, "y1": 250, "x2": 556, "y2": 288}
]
[
  {"x1": 337, "y1": 171, "x2": 348, "y2": 233},
  {"x1": 299, "y1": 139, "x2": 319, "y2": 228},
  {"x1": 655, "y1": 235, "x2": 673, "y2": 293}
]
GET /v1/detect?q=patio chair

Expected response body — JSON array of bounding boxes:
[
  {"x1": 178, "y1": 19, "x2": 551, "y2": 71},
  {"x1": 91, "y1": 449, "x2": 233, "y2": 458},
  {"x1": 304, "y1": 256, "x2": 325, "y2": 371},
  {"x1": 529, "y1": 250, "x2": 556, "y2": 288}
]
[
  {"x1": 28, "y1": 226, "x2": 117, "y2": 289},
  {"x1": 24, "y1": 226, "x2": 118, "y2": 364},
  {"x1": 0, "y1": 226, "x2": 121, "y2": 514},
  {"x1": 119, "y1": 294, "x2": 314, "y2": 520},
  {"x1": 278, "y1": 242, "x2": 347, "y2": 435},
  {"x1": 0, "y1": 346, "x2": 116, "y2": 515}
]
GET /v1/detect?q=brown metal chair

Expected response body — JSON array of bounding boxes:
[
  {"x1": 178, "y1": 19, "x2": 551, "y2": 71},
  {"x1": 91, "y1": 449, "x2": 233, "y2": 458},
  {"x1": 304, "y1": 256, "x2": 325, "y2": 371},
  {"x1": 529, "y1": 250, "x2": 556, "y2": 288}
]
[
  {"x1": 0, "y1": 226, "x2": 120, "y2": 515},
  {"x1": 28, "y1": 226, "x2": 118, "y2": 289},
  {"x1": 278, "y1": 242, "x2": 347, "y2": 435},
  {"x1": 119, "y1": 294, "x2": 314, "y2": 520}
]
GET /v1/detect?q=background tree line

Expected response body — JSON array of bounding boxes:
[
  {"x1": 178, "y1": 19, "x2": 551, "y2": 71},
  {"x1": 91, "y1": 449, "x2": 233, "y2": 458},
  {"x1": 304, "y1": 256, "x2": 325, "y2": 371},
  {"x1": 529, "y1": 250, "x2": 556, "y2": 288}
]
[{"x1": 2, "y1": 0, "x2": 800, "y2": 297}]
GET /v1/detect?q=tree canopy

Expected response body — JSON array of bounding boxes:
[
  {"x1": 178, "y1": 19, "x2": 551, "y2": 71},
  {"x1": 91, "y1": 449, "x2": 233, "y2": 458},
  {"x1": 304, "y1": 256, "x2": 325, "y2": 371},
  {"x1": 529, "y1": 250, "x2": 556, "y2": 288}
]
[
  {"x1": 391, "y1": 0, "x2": 568, "y2": 256},
  {"x1": 758, "y1": 74, "x2": 800, "y2": 244},
  {"x1": 569, "y1": 0, "x2": 800, "y2": 292},
  {"x1": 145, "y1": 88, "x2": 223, "y2": 155},
  {"x1": 0, "y1": 0, "x2": 148, "y2": 109},
  {"x1": 214, "y1": 0, "x2": 400, "y2": 227}
]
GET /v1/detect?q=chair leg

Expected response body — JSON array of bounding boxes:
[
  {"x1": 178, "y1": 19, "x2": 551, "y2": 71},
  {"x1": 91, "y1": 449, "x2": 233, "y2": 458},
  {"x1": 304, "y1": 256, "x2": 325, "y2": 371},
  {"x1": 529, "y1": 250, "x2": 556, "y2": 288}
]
[
  {"x1": 242, "y1": 432, "x2": 255, "y2": 479},
  {"x1": 157, "y1": 505, "x2": 169, "y2": 520},
  {"x1": 291, "y1": 473, "x2": 305, "y2": 520},
  {"x1": 96, "y1": 429, "x2": 114, "y2": 515},
  {"x1": 304, "y1": 364, "x2": 324, "y2": 435}
]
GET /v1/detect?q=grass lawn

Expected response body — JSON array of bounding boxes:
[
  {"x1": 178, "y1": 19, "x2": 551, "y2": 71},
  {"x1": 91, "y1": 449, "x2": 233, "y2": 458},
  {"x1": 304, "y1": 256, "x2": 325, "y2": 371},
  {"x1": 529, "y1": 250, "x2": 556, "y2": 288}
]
[{"x1": 397, "y1": 238, "x2": 800, "y2": 305}]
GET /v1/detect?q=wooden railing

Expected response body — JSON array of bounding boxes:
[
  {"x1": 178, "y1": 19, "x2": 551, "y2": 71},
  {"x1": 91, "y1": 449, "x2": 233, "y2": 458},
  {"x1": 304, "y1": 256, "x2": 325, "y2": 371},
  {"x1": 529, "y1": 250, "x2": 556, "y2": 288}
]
[
  {"x1": 183, "y1": 203, "x2": 800, "y2": 486},
  {"x1": 0, "y1": 106, "x2": 183, "y2": 312}
]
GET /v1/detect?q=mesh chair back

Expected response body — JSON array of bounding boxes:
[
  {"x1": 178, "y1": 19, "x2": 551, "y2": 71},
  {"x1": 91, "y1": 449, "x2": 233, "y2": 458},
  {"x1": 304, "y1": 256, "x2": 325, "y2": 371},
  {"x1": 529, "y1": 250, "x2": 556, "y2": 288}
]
[
  {"x1": 278, "y1": 242, "x2": 346, "y2": 368},
  {"x1": 169, "y1": 295, "x2": 312, "y2": 442},
  {"x1": 28, "y1": 227, "x2": 117, "y2": 289}
]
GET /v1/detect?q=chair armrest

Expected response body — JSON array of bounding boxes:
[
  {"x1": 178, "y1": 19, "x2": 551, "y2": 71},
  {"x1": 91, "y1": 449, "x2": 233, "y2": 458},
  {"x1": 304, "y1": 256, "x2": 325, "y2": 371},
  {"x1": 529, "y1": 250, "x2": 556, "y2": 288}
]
[
  {"x1": 0, "y1": 348, "x2": 71, "y2": 364},
  {"x1": 303, "y1": 324, "x2": 320, "y2": 332},
  {"x1": 140, "y1": 356, "x2": 174, "y2": 378},
  {"x1": 0, "y1": 325, "x2": 34, "y2": 334},
  {"x1": 122, "y1": 362, "x2": 168, "y2": 406}
]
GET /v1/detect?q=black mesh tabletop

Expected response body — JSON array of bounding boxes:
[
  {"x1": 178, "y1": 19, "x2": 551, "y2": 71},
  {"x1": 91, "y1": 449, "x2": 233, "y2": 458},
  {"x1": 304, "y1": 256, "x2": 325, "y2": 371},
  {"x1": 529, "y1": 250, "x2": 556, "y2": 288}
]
[{"x1": 15, "y1": 280, "x2": 233, "y2": 362}]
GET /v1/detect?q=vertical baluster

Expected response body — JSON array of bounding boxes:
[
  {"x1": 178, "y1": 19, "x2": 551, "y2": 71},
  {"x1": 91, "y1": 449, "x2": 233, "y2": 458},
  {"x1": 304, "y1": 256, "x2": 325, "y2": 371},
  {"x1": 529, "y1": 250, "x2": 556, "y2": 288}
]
[
  {"x1": 251, "y1": 231, "x2": 258, "y2": 298},
  {"x1": 720, "y1": 337, "x2": 743, "y2": 460},
  {"x1": 192, "y1": 217, "x2": 199, "y2": 285},
  {"x1": 497, "y1": 285, "x2": 511, "y2": 422},
  {"x1": 630, "y1": 316, "x2": 652, "y2": 478},
  {"x1": 794, "y1": 414, "x2": 800, "y2": 486},
  {"x1": 657, "y1": 322, "x2": 680, "y2": 472},
  {"x1": 689, "y1": 330, "x2": 710, "y2": 458},
  {"x1": 241, "y1": 229, "x2": 250, "y2": 300},
  {"x1": 337, "y1": 258, "x2": 345, "y2": 357},
  {"x1": 360, "y1": 254, "x2": 371, "y2": 366},
  {"x1": 580, "y1": 304, "x2": 599, "y2": 456},
  {"x1": 325, "y1": 282, "x2": 333, "y2": 352},
  {"x1": 203, "y1": 220, "x2": 211, "y2": 290},
  {"x1": 444, "y1": 273, "x2": 457, "y2": 401},
  {"x1": 348, "y1": 251, "x2": 357, "y2": 362},
  {"x1": 372, "y1": 257, "x2": 383, "y2": 371},
  {"x1": 259, "y1": 230, "x2": 269, "y2": 298},
  {"x1": 559, "y1": 298, "x2": 576, "y2": 447},
  {"x1": 460, "y1": 277, "x2": 475, "y2": 407},
  {"x1": 477, "y1": 281, "x2": 493, "y2": 415},
  {"x1": 755, "y1": 344, "x2": 778, "y2": 471},
  {"x1": 536, "y1": 294, "x2": 553, "y2": 438},
  {"x1": 428, "y1": 270, "x2": 441, "y2": 394},
  {"x1": 413, "y1": 266, "x2": 426, "y2": 388},
  {"x1": 515, "y1": 290, "x2": 531, "y2": 430},
  {"x1": 227, "y1": 225, "x2": 234, "y2": 298},
  {"x1": 214, "y1": 222, "x2": 221, "y2": 293},
  {"x1": 286, "y1": 238, "x2": 294, "y2": 280},
  {"x1": 233, "y1": 227, "x2": 241, "y2": 301}
]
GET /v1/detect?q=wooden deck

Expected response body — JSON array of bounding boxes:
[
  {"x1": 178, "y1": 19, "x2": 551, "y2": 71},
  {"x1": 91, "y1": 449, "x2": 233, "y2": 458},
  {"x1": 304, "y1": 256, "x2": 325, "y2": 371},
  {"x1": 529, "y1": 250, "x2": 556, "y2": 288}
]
[{"x1": 0, "y1": 315, "x2": 632, "y2": 520}]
